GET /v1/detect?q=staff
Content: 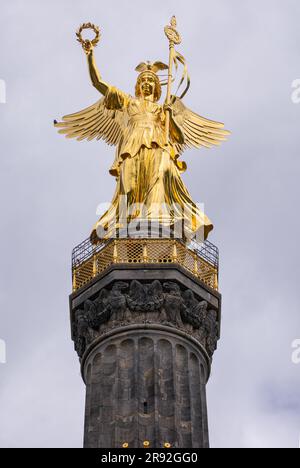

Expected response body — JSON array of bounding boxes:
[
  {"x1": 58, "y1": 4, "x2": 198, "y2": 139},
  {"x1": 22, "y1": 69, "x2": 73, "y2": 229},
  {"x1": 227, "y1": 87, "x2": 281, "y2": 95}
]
[{"x1": 164, "y1": 16, "x2": 182, "y2": 143}]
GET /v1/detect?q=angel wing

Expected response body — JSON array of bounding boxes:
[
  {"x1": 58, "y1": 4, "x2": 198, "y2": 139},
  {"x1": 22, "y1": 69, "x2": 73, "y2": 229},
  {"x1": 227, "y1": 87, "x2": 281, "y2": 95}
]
[
  {"x1": 171, "y1": 97, "x2": 230, "y2": 155},
  {"x1": 128, "y1": 280, "x2": 146, "y2": 303},
  {"x1": 54, "y1": 97, "x2": 127, "y2": 146},
  {"x1": 147, "y1": 280, "x2": 163, "y2": 299},
  {"x1": 96, "y1": 289, "x2": 109, "y2": 310},
  {"x1": 135, "y1": 61, "x2": 168, "y2": 73}
]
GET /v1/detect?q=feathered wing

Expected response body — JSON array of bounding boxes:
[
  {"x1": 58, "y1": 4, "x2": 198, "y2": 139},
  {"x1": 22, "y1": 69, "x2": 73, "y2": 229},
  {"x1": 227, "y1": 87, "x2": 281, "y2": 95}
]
[
  {"x1": 54, "y1": 98, "x2": 127, "y2": 146},
  {"x1": 147, "y1": 280, "x2": 163, "y2": 298},
  {"x1": 129, "y1": 280, "x2": 146, "y2": 303},
  {"x1": 171, "y1": 97, "x2": 230, "y2": 155}
]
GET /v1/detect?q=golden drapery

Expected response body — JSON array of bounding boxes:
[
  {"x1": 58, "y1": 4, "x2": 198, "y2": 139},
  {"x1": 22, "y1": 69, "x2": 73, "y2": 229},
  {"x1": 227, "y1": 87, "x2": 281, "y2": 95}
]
[{"x1": 91, "y1": 86, "x2": 213, "y2": 243}]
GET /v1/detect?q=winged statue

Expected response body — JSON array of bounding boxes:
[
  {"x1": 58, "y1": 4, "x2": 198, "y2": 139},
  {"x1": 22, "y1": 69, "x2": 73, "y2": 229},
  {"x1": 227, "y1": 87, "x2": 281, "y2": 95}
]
[{"x1": 55, "y1": 19, "x2": 229, "y2": 243}]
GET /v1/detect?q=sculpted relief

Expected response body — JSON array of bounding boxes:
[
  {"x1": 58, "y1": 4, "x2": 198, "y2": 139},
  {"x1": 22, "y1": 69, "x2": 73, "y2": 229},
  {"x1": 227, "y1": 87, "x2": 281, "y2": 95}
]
[{"x1": 73, "y1": 280, "x2": 219, "y2": 359}]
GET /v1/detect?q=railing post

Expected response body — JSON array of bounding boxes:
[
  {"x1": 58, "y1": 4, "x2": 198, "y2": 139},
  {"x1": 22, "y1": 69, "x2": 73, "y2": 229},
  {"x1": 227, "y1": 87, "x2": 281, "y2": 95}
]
[
  {"x1": 143, "y1": 242, "x2": 148, "y2": 262},
  {"x1": 93, "y1": 254, "x2": 97, "y2": 278},
  {"x1": 172, "y1": 240, "x2": 178, "y2": 262},
  {"x1": 72, "y1": 268, "x2": 77, "y2": 292},
  {"x1": 214, "y1": 271, "x2": 219, "y2": 290},
  {"x1": 113, "y1": 240, "x2": 118, "y2": 263}
]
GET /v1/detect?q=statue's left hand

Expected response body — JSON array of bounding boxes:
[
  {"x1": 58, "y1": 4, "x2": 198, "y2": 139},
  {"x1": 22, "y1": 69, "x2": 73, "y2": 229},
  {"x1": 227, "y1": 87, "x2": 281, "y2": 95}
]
[{"x1": 163, "y1": 103, "x2": 173, "y2": 114}]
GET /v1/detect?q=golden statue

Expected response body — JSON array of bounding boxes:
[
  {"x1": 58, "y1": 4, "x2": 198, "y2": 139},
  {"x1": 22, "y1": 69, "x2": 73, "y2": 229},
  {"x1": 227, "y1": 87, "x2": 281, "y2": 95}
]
[{"x1": 55, "y1": 18, "x2": 229, "y2": 243}]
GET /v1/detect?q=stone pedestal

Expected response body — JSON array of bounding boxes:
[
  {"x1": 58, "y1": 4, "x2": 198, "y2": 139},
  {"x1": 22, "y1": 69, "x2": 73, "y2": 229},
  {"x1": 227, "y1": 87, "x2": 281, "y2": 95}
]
[{"x1": 70, "y1": 264, "x2": 221, "y2": 448}]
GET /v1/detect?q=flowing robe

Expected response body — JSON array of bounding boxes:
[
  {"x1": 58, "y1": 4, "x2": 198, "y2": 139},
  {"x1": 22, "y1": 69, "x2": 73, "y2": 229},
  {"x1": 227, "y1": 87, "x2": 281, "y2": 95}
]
[{"x1": 91, "y1": 86, "x2": 213, "y2": 242}]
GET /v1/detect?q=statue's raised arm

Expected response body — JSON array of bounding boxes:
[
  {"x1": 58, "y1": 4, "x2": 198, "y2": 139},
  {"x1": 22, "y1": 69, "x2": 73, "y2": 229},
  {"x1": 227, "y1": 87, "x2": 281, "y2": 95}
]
[
  {"x1": 84, "y1": 41, "x2": 109, "y2": 96},
  {"x1": 76, "y1": 23, "x2": 109, "y2": 96},
  {"x1": 54, "y1": 24, "x2": 129, "y2": 149}
]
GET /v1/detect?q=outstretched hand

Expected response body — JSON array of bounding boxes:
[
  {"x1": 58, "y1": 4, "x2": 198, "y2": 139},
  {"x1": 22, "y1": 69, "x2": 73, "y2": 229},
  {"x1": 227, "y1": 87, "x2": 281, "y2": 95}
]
[{"x1": 82, "y1": 39, "x2": 94, "y2": 55}]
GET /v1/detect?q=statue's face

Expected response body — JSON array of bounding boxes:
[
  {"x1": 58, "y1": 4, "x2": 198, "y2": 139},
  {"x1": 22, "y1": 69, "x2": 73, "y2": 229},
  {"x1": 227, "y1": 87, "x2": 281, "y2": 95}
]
[{"x1": 140, "y1": 73, "x2": 156, "y2": 98}]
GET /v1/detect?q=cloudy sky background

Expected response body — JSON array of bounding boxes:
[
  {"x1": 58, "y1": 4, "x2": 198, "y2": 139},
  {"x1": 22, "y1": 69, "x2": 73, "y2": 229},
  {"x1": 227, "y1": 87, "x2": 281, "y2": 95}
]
[{"x1": 0, "y1": 0, "x2": 300, "y2": 448}]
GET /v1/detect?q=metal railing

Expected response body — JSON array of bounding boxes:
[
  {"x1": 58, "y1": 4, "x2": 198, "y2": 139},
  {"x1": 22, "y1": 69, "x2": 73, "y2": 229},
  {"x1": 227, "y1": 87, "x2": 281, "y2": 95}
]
[{"x1": 72, "y1": 236, "x2": 219, "y2": 293}]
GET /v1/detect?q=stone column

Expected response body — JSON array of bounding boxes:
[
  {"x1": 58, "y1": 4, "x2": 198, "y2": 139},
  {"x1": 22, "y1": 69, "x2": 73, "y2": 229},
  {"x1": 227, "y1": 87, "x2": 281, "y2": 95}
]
[{"x1": 70, "y1": 265, "x2": 221, "y2": 449}]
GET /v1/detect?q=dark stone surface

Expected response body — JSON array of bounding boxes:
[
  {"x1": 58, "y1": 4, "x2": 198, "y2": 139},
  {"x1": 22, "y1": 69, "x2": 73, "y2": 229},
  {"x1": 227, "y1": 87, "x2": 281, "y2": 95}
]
[
  {"x1": 69, "y1": 265, "x2": 221, "y2": 449},
  {"x1": 82, "y1": 329, "x2": 210, "y2": 448},
  {"x1": 72, "y1": 279, "x2": 219, "y2": 361}
]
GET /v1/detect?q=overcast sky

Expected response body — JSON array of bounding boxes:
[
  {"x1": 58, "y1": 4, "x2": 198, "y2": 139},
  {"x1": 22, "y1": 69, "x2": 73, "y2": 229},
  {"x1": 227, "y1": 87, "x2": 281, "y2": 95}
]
[{"x1": 0, "y1": 0, "x2": 300, "y2": 448}]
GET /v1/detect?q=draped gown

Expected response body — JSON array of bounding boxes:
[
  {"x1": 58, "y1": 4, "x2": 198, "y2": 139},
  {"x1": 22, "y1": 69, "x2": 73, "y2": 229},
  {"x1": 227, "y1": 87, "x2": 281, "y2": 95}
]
[{"x1": 91, "y1": 85, "x2": 213, "y2": 242}]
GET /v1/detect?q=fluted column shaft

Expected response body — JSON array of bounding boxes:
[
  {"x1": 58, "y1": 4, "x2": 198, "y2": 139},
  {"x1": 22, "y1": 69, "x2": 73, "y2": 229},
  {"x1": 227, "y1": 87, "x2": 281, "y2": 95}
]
[{"x1": 83, "y1": 327, "x2": 210, "y2": 448}]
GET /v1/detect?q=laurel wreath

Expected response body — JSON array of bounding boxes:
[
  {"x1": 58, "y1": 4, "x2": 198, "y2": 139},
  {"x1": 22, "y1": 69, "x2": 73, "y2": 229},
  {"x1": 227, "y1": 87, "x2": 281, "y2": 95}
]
[{"x1": 76, "y1": 23, "x2": 101, "y2": 47}]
